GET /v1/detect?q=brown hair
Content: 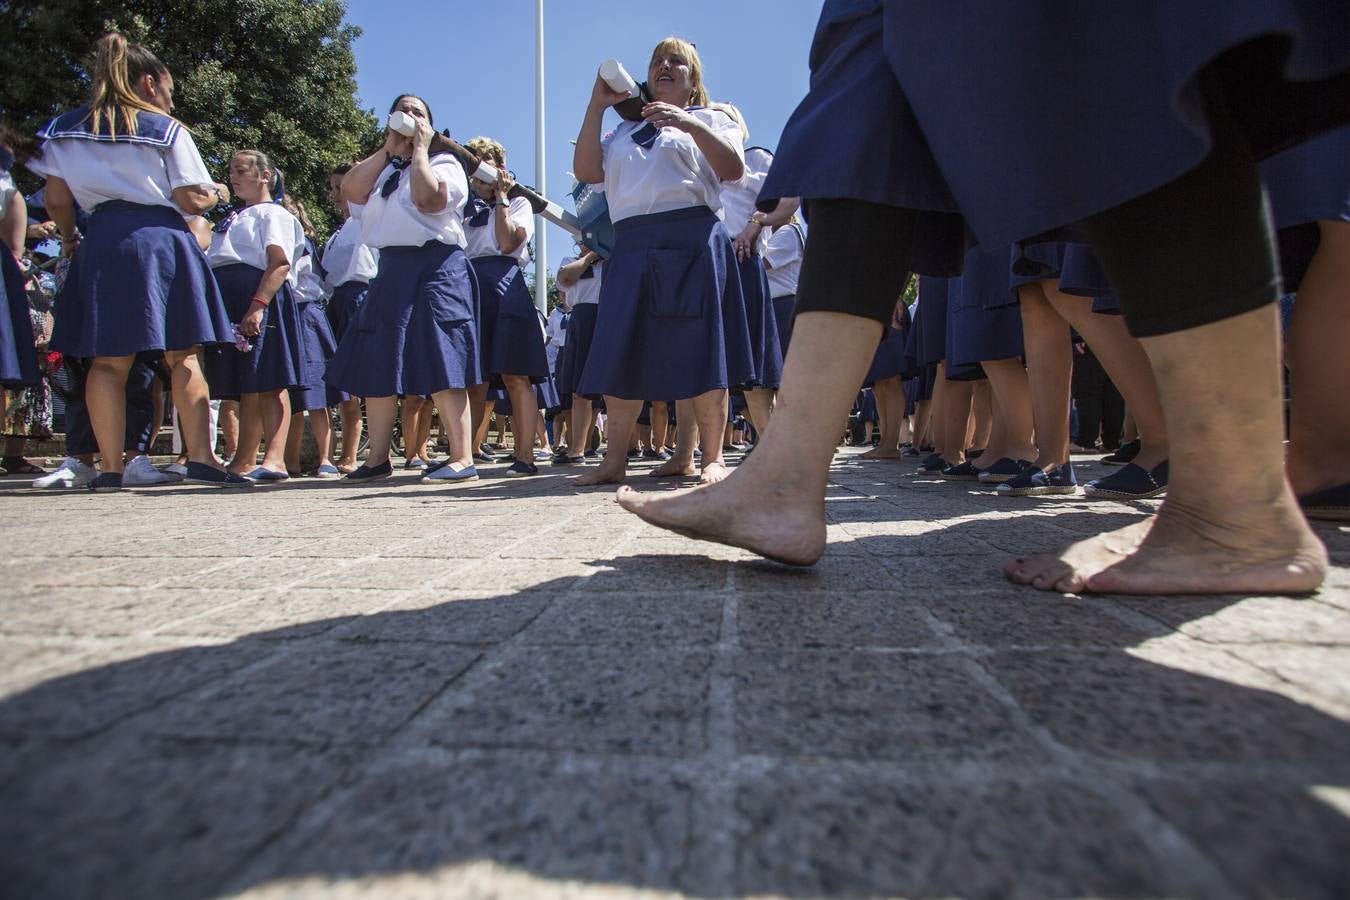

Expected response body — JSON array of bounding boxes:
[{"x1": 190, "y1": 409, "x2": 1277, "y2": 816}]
[
  {"x1": 649, "y1": 37, "x2": 708, "y2": 107},
  {"x1": 86, "y1": 33, "x2": 172, "y2": 138}
]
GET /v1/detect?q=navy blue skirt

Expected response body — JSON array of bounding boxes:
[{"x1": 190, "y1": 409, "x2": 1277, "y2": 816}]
[
  {"x1": 1263, "y1": 126, "x2": 1350, "y2": 291},
  {"x1": 740, "y1": 255, "x2": 783, "y2": 389},
  {"x1": 326, "y1": 241, "x2": 480, "y2": 397},
  {"x1": 201, "y1": 264, "x2": 306, "y2": 399},
  {"x1": 291, "y1": 301, "x2": 349, "y2": 411},
  {"x1": 0, "y1": 249, "x2": 38, "y2": 386},
  {"x1": 913, "y1": 279, "x2": 948, "y2": 368},
  {"x1": 864, "y1": 326, "x2": 907, "y2": 385},
  {"x1": 326, "y1": 281, "x2": 369, "y2": 344},
  {"x1": 762, "y1": 1, "x2": 1350, "y2": 265},
  {"x1": 557, "y1": 303, "x2": 598, "y2": 399},
  {"x1": 49, "y1": 201, "x2": 231, "y2": 358},
  {"x1": 947, "y1": 246, "x2": 1023, "y2": 369},
  {"x1": 857, "y1": 388, "x2": 878, "y2": 423},
  {"x1": 577, "y1": 207, "x2": 754, "y2": 401},
  {"x1": 772, "y1": 294, "x2": 796, "y2": 355},
  {"x1": 470, "y1": 255, "x2": 549, "y2": 385}
]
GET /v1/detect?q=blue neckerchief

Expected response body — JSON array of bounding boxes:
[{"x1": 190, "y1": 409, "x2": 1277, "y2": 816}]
[
  {"x1": 630, "y1": 105, "x2": 704, "y2": 150},
  {"x1": 38, "y1": 105, "x2": 180, "y2": 148},
  {"x1": 464, "y1": 194, "x2": 494, "y2": 228},
  {"x1": 212, "y1": 207, "x2": 240, "y2": 234},
  {"x1": 305, "y1": 236, "x2": 326, "y2": 280},
  {"x1": 380, "y1": 156, "x2": 410, "y2": 199},
  {"x1": 578, "y1": 263, "x2": 595, "y2": 280}
]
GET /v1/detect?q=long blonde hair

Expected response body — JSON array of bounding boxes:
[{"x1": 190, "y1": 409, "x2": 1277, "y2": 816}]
[
  {"x1": 649, "y1": 37, "x2": 709, "y2": 108},
  {"x1": 85, "y1": 33, "x2": 172, "y2": 137}
]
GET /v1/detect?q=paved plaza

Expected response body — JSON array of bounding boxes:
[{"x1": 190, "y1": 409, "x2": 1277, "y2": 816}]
[{"x1": 1, "y1": 448, "x2": 1348, "y2": 898}]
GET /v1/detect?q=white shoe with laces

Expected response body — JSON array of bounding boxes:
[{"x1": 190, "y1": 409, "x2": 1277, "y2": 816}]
[
  {"x1": 122, "y1": 455, "x2": 182, "y2": 486},
  {"x1": 32, "y1": 457, "x2": 96, "y2": 489}
]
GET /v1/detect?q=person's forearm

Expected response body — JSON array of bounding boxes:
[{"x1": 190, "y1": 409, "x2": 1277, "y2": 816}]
[
  {"x1": 342, "y1": 149, "x2": 386, "y2": 206},
  {"x1": 689, "y1": 120, "x2": 744, "y2": 181},
  {"x1": 573, "y1": 102, "x2": 607, "y2": 185},
  {"x1": 494, "y1": 204, "x2": 524, "y2": 254},
  {"x1": 760, "y1": 197, "x2": 801, "y2": 228},
  {"x1": 409, "y1": 148, "x2": 446, "y2": 213},
  {"x1": 555, "y1": 252, "x2": 595, "y2": 289},
  {"x1": 253, "y1": 261, "x2": 291, "y2": 304}
]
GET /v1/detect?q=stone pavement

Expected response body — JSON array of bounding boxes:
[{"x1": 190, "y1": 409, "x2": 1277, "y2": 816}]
[{"x1": 1, "y1": 448, "x2": 1348, "y2": 899}]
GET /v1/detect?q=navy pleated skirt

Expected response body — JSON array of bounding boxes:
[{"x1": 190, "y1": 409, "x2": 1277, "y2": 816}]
[
  {"x1": 0, "y1": 249, "x2": 38, "y2": 386},
  {"x1": 740, "y1": 255, "x2": 783, "y2": 389},
  {"x1": 49, "y1": 200, "x2": 231, "y2": 358},
  {"x1": 558, "y1": 303, "x2": 598, "y2": 399},
  {"x1": 761, "y1": 0, "x2": 1350, "y2": 266},
  {"x1": 291, "y1": 301, "x2": 349, "y2": 411},
  {"x1": 201, "y1": 264, "x2": 305, "y2": 399},
  {"x1": 947, "y1": 246, "x2": 1023, "y2": 370},
  {"x1": 1263, "y1": 126, "x2": 1350, "y2": 291},
  {"x1": 772, "y1": 294, "x2": 796, "y2": 356},
  {"x1": 470, "y1": 255, "x2": 549, "y2": 385},
  {"x1": 913, "y1": 280, "x2": 948, "y2": 368},
  {"x1": 857, "y1": 388, "x2": 878, "y2": 423},
  {"x1": 864, "y1": 326, "x2": 906, "y2": 385},
  {"x1": 577, "y1": 207, "x2": 754, "y2": 401},
  {"x1": 326, "y1": 280, "x2": 369, "y2": 343},
  {"x1": 326, "y1": 241, "x2": 480, "y2": 398}
]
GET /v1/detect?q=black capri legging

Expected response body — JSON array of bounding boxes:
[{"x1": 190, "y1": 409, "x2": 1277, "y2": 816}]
[{"x1": 793, "y1": 95, "x2": 1282, "y2": 340}]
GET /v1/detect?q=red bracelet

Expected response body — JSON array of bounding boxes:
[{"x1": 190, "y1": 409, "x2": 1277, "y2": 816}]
[{"x1": 251, "y1": 296, "x2": 270, "y2": 307}]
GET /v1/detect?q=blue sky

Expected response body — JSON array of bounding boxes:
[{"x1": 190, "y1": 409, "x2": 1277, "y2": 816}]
[{"x1": 343, "y1": 0, "x2": 820, "y2": 281}]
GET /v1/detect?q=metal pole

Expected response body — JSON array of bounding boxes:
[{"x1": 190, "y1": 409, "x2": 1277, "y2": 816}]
[{"x1": 534, "y1": 0, "x2": 547, "y2": 314}]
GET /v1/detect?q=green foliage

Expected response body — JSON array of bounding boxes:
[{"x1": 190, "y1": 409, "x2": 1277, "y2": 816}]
[{"x1": 0, "y1": 0, "x2": 381, "y2": 237}]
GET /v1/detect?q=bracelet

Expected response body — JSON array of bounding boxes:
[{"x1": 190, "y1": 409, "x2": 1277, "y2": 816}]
[{"x1": 250, "y1": 296, "x2": 270, "y2": 307}]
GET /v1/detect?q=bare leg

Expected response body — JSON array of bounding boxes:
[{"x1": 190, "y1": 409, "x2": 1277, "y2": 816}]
[
  {"x1": 1007, "y1": 305, "x2": 1326, "y2": 594},
  {"x1": 936, "y1": 368, "x2": 974, "y2": 465},
  {"x1": 912, "y1": 398, "x2": 932, "y2": 449},
  {"x1": 311, "y1": 409, "x2": 334, "y2": 469},
  {"x1": 568, "y1": 397, "x2": 593, "y2": 459},
  {"x1": 969, "y1": 380, "x2": 992, "y2": 452},
  {"x1": 86, "y1": 355, "x2": 136, "y2": 475},
  {"x1": 651, "y1": 401, "x2": 670, "y2": 450},
  {"x1": 219, "y1": 399, "x2": 240, "y2": 462},
  {"x1": 743, "y1": 387, "x2": 774, "y2": 437},
  {"x1": 617, "y1": 311, "x2": 882, "y2": 564},
  {"x1": 468, "y1": 383, "x2": 489, "y2": 450},
  {"x1": 229, "y1": 394, "x2": 262, "y2": 474},
  {"x1": 502, "y1": 374, "x2": 540, "y2": 463},
  {"x1": 284, "y1": 413, "x2": 305, "y2": 473},
  {"x1": 860, "y1": 377, "x2": 903, "y2": 458},
  {"x1": 651, "y1": 399, "x2": 699, "y2": 477},
  {"x1": 336, "y1": 398, "x2": 362, "y2": 470},
  {"x1": 576, "y1": 396, "x2": 641, "y2": 485},
  {"x1": 255, "y1": 389, "x2": 290, "y2": 474},
  {"x1": 361, "y1": 395, "x2": 398, "y2": 467},
  {"x1": 163, "y1": 349, "x2": 222, "y2": 467},
  {"x1": 401, "y1": 395, "x2": 425, "y2": 463},
  {"x1": 414, "y1": 403, "x2": 433, "y2": 462},
  {"x1": 978, "y1": 358, "x2": 1037, "y2": 463},
  {"x1": 431, "y1": 387, "x2": 474, "y2": 471},
  {"x1": 1017, "y1": 284, "x2": 1073, "y2": 472},
  {"x1": 692, "y1": 389, "x2": 731, "y2": 484},
  {"x1": 1285, "y1": 220, "x2": 1350, "y2": 496}
]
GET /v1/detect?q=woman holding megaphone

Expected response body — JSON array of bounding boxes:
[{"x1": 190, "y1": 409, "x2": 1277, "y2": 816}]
[
  {"x1": 571, "y1": 37, "x2": 754, "y2": 486},
  {"x1": 325, "y1": 94, "x2": 481, "y2": 484}
]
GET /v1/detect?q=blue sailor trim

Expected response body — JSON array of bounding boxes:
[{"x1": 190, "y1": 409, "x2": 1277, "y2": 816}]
[{"x1": 37, "y1": 105, "x2": 180, "y2": 149}]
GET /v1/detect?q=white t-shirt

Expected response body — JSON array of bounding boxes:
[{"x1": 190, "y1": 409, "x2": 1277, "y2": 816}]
[
  {"x1": 28, "y1": 128, "x2": 215, "y2": 213},
  {"x1": 351, "y1": 154, "x2": 468, "y2": 249},
  {"x1": 321, "y1": 214, "x2": 379, "y2": 289},
  {"x1": 719, "y1": 146, "x2": 774, "y2": 255},
  {"x1": 763, "y1": 223, "x2": 805, "y2": 298},
  {"x1": 464, "y1": 195, "x2": 534, "y2": 266},
  {"x1": 291, "y1": 252, "x2": 326, "y2": 303},
  {"x1": 207, "y1": 203, "x2": 305, "y2": 280},
  {"x1": 599, "y1": 108, "x2": 745, "y2": 223},
  {"x1": 545, "y1": 306, "x2": 568, "y2": 369},
  {"x1": 558, "y1": 255, "x2": 603, "y2": 306}
]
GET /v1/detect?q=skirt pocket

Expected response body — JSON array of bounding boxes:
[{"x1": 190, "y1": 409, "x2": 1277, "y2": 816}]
[{"x1": 643, "y1": 248, "x2": 707, "y2": 319}]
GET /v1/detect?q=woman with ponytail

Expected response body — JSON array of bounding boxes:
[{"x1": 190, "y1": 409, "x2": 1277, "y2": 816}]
[
  {"x1": 203, "y1": 150, "x2": 306, "y2": 482},
  {"x1": 29, "y1": 33, "x2": 247, "y2": 490}
]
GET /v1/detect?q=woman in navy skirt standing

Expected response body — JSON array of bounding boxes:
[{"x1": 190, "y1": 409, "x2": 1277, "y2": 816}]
[
  {"x1": 462, "y1": 136, "x2": 551, "y2": 477},
  {"x1": 554, "y1": 247, "x2": 603, "y2": 465},
  {"x1": 0, "y1": 141, "x2": 38, "y2": 396},
  {"x1": 204, "y1": 150, "x2": 306, "y2": 482},
  {"x1": 326, "y1": 94, "x2": 479, "y2": 484},
  {"x1": 29, "y1": 32, "x2": 245, "y2": 491},
  {"x1": 573, "y1": 36, "x2": 754, "y2": 486},
  {"x1": 619, "y1": 2, "x2": 1347, "y2": 596}
]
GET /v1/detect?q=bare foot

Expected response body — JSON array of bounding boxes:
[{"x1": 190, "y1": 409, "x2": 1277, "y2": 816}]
[
  {"x1": 1005, "y1": 518, "x2": 1154, "y2": 592},
  {"x1": 1085, "y1": 499, "x2": 1327, "y2": 595},
  {"x1": 699, "y1": 460, "x2": 730, "y2": 485},
  {"x1": 616, "y1": 470, "x2": 826, "y2": 566},
  {"x1": 650, "y1": 457, "x2": 697, "y2": 478},
  {"x1": 859, "y1": 446, "x2": 900, "y2": 460},
  {"x1": 575, "y1": 461, "x2": 627, "y2": 486}
]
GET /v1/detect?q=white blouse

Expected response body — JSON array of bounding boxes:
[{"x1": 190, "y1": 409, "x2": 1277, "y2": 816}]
[
  {"x1": 321, "y1": 214, "x2": 379, "y2": 289},
  {"x1": 719, "y1": 146, "x2": 774, "y2": 255},
  {"x1": 207, "y1": 203, "x2": 305, "y2": 279},
  {"x1": 291, "y1": 252, "x2": 326, "y2": 304},
  {"x1": 763, "y1": 223, "x2": 805, "y2": 298},
  {"x1": 351, "y1": 154, "x2": 468, "y2": 249},
  {"x1": 559, "y1": 255, "x2": 603, "y2": 306},
  {"x1": 464, "y1": 195, "x2": 534, "y2": 265},
  {"x1": 599, "y1": 107, "x2": 745, "y2": 223},
  {"x1": 28, "y1": 128, "x2": 215, "y2": 214}
]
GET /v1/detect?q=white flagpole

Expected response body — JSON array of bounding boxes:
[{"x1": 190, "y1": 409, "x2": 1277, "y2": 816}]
[{"x1": 534, "y1": 0, "x2": 548, "y2": 314}]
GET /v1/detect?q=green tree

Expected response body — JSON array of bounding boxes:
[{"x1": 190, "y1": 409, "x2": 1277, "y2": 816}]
[{"x1": 0, "y1": 0, "x2": 381, "y2": 237}]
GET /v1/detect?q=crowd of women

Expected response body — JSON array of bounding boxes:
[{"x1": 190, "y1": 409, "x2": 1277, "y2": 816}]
[{"x1": 1, "y1": 10, "x2": 1346, "y2": 597}]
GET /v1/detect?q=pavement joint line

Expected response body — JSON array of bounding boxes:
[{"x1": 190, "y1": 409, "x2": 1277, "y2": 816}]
[{"x1": 914, "y1": 603, "x2": 1246, "y2": 899}]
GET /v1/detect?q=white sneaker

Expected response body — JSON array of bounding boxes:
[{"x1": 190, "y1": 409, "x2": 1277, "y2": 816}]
[
  {"x1": 32, "y1": 457, "x2": 96, "y2": 489},
  {"x1": 122, "y1": 455, "x2": 182, "y2": 486}
]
